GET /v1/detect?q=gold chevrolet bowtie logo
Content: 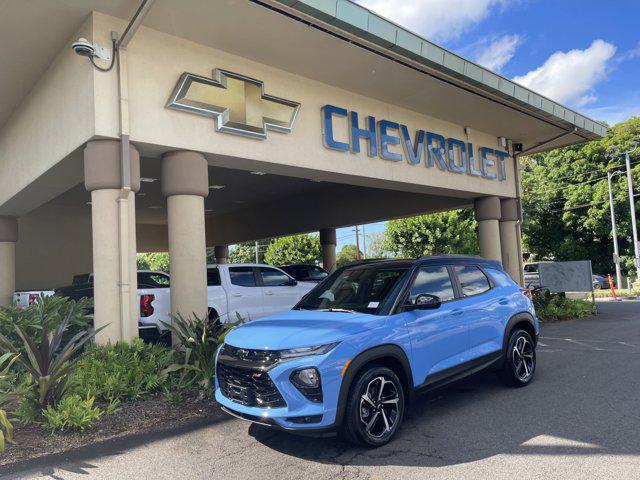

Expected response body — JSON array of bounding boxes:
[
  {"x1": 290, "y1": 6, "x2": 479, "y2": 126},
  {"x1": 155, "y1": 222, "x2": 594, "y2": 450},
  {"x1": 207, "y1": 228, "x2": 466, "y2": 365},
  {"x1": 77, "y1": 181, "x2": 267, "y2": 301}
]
[{"x1": 166, "y1": 69, "x2": 301, "y2": 139}]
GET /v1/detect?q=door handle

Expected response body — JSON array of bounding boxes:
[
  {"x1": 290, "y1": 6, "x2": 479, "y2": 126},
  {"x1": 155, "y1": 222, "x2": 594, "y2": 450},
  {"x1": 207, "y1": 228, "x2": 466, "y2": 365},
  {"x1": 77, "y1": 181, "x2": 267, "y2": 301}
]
[
  {"x1": 265, "y1": 291, "x2": 274, "y2": 296},
  {"x1": 451, "y1": 309, "x2": 464, "y2": 316},
  {"x1": 231, "y1": 293, "x2": 242, "y2": 298},
  {"x1": 498, "y1": 298, "x2": 509, "y2": 305}
]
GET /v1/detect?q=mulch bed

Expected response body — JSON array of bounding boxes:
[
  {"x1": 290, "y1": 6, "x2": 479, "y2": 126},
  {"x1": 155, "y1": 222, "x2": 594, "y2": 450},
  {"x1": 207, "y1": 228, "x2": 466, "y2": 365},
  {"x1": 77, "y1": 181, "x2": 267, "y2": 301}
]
[{"x1": 1, "y1": 392, "x2": 223, "y2": 468}]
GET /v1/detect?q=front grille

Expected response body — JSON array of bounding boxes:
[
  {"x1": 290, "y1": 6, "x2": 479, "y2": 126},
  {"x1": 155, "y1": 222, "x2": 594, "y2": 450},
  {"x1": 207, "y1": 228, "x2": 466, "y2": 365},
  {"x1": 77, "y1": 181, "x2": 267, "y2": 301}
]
[
  {"x1": 217, "y1": 363, "x2": 286, "y2": 408},
  {"x1": 218, "y1": 344, "x2": 281, "y2": 368}
]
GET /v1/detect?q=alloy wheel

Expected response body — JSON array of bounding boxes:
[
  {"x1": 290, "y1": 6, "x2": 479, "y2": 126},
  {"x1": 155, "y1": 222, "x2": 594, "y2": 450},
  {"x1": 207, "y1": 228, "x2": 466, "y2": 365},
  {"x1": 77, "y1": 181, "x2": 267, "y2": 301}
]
[
  {"x1": 359, "y1": 376, "x2": 400, "y2": 439},
  {"x1": 512, "y1": 336, "x2": 535, "y2": 382}
]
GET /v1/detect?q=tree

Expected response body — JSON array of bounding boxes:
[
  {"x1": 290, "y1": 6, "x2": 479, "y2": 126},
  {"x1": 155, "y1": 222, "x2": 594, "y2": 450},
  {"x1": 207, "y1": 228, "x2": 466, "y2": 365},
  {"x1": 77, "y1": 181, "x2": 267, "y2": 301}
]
[
  {"x1": 136, "y1": 252, "x2": 170, "y2": 273},
  {"x1": 264, "y1": 234, "x2": 321, "y2": 265},
  {"x1": 228, "y1": 241, "x2": 271, "y2": 264},
  {"x1": 336, "y1": 244, "x2": 363, "y2": 267},
  {"x1": 383, "y1": 210, "x2": 479, "y2": 258},
  {"x1": 366, "y1": 231, "x2": 392, "y2": 259},
  {"x1": 521, "y1": 117, "x2": 640, "y2": 275}
]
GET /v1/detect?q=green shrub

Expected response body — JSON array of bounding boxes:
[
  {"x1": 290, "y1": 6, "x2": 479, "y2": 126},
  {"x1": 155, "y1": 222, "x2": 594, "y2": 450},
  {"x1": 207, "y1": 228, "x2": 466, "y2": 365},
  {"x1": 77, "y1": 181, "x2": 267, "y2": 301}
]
[
  {"x1": 0, "y1": 298, "x2": 102, "y2": 407},
  {"x1": 42, "y1": 394, "x2": 101, "y2": 432},
  {"x1": 67, "y1": 338, "x2": 175, "y2": 403},
  {"x1": 533, "y1": 289, "x2": 596, "y2": 321},
  {"x1": 0, "y1": 352, "x2": 18, "y2": 452},
  {"x1": 161, "y1": 314, "x2": 242, "y2": 398}
]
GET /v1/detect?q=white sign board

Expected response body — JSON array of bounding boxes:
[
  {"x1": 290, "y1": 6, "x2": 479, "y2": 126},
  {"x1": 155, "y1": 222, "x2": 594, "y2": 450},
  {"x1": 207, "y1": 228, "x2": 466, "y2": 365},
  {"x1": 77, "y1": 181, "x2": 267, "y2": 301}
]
[{"x1": 538, "y1": 261, "x2": 593, "y2": 293}]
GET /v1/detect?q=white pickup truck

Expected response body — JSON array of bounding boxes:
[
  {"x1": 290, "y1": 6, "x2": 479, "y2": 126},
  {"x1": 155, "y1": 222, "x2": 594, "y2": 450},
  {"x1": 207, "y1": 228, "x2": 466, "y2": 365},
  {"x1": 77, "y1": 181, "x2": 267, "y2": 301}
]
[
  {"x1": 138, "y1": 264, "x2": 315, "y2": 333},
  {"x1": 13, "y1": 289, "x2": 55, "y2": 309}
]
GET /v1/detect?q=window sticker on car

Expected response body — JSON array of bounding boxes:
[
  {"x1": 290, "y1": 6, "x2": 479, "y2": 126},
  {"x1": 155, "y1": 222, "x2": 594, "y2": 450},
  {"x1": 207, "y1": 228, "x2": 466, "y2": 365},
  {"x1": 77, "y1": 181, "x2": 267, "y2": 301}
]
[{"x1": 367, "y1": 301, "x2": 380, "y2": 308}]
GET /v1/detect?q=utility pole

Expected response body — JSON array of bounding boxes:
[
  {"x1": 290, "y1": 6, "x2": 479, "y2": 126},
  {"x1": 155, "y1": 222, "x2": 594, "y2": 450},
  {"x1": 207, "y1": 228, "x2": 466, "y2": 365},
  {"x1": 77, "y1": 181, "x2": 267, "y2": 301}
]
[
  {"x1": 354, "y1": 226, "x2": 361, "y2": 260},
  {"x1": 624, "y1": 149, "x2": 640, "y2": 284},
  {"x1": 607, "y1": 171, "x2": 623, "y2": 289},
  {"x1": 255, "y1": 240, "x2": 259, "y2": 264},
  {"x1": 362, "y1": 224, "x2": 367, "y2": 259}
]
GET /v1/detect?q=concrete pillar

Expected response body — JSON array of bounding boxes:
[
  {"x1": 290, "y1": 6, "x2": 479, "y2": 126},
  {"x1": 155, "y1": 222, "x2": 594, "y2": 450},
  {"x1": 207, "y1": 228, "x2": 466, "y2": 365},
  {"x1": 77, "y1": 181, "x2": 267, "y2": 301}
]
[
  {"x1": 162, "y1": 151, "x2": 209, "y2": 322},
  {"x1": 84, "y1": 139, "x2": 140, "y2": 344},
  {"x1": 0, "y1": 217, "x2": 18, "y2": 307},
  {"x1": 214, "y1": 246, "x2": 229, "y2": 264},
  {"x1": 320, "y1": 228, "x2": 337, "y2": 272},
  {"x1": 499, "y1": 199, "x2": 521, "y2": 283},
  {"x1": 474, "y1": 197, "x2": 502, "y2": 263}
]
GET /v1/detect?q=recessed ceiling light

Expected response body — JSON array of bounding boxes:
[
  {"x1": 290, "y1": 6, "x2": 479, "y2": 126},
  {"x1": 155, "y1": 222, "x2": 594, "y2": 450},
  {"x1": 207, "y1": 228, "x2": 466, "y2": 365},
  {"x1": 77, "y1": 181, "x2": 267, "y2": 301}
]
[
  {"x1": 209, "y1": 185, "x2": 226, "y2": 190},
  {"x1": 250, "y1": 171, "x2": 267, "y2": 176},
  {"x1": 148, "y1": 205, "x2": 162, "y2": 209},
  {"x1": 205, "y1": 209, "x2": 215, "y2": 213},
  {"x1": 140, "y1": 177, "x2": 157, "y2": 183}
]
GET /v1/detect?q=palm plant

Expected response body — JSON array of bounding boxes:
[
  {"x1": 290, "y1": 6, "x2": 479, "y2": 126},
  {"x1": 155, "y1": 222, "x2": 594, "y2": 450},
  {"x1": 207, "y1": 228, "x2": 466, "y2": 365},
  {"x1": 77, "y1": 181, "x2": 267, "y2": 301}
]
[
  {"x1": 161, "y1": 313, "x2": 242, "y2": 397},
  {"x1": 0, "y1": 352, "x2": 19, "y2": 452},
  {"x1": 0, "y1": 300, "x2": 104, "y2": 407}
]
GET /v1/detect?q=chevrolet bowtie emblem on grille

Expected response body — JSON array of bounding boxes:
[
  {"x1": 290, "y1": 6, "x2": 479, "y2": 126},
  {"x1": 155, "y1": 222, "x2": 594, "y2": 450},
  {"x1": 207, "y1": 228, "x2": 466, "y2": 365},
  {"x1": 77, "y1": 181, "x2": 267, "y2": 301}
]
[{"x1": 166, "y1": 69, "x2": 301, "y2": 139}]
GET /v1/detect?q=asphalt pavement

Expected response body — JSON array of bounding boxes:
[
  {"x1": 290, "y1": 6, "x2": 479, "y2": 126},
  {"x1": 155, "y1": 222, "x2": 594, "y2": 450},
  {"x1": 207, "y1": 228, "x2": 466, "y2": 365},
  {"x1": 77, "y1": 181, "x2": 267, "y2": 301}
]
[{"x1": 5, "y1": 301, "x2": 640, "y2": 480}]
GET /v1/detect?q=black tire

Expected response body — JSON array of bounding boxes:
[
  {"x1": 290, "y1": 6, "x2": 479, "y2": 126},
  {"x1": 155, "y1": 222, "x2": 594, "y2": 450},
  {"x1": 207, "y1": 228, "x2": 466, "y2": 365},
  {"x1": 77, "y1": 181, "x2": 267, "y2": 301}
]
[
  {"x1": 341, "y1": 365, "x2": 405, "y2": 447},
  {"x1": 500, "y1": 329, "x2": 536, "y2": 387}
]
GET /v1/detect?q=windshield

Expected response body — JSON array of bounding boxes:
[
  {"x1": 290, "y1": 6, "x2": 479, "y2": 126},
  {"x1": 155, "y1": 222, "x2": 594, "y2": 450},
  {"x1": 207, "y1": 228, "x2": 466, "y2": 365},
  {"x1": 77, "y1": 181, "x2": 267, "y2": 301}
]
[{"x1": 296, "y1": 265, "x2": 408, "y2": 314}]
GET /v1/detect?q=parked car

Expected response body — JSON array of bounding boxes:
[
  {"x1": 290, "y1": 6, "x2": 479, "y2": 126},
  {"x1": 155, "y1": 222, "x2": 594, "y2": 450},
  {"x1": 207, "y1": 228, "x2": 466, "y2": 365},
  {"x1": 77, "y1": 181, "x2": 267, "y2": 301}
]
[
  {"x1": 592, "y1": 274, "x2": 610, "y2": 289},
  {"x1": 523, "y1": 261, "x2": 552, "y2": 288},
  {"x1": 279, "y1": 264, "x2": 329, "y2": 284},
  {"x1": 13, "y1": 289, "x2": 55, "y2": 309},
  {"x1": 215, "y1": 255, "x2": 539, "y2": 446}
]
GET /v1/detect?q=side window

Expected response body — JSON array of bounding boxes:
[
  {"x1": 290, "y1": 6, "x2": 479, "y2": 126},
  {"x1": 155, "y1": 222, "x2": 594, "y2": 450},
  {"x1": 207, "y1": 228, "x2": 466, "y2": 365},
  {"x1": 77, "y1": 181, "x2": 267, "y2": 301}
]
[
  {"x1": 229, "y1": 267, "x2": 257, "y2": 287},
  {"x1": 409, "y1": 266, "x2": 455, "y2": 302},
  {"x1": 207, "y1": 268, "x2": 221, "y2": 286},
  {"x1": 454, "y1": 265, "x2": 491, "y2": 297},
  {"x1": 308, "y1": 266, "x2": 328, "y2": 280},
  {"x1": 137, "y1": 272, "x2": 154, "y2": 288},
  {"x1": 259, "y1": 267, "x2": 291, "y2": 287}
]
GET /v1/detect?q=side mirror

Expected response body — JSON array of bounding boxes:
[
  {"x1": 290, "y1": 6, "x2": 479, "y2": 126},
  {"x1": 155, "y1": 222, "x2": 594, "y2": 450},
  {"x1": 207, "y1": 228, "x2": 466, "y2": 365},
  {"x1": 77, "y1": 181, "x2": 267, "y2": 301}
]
[
  {"x1": 405, "y1": 294, "x2": 441, "y2": 311},
  {"x1": 289, "y1": 278, "x2": 298, "y2": 286}
]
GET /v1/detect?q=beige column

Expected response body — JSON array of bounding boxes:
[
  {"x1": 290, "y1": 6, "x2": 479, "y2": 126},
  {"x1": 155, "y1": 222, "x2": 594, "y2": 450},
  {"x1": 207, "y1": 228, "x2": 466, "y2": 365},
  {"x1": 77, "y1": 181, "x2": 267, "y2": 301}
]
[
  {"x1": 499, "y1": 199, "x2": 522, "y2": 282},
  {"x1": 162, "y1": 151, "x2": 209, "y2": 323},
  {"x1": 84, "y1": 140, "x2": 140, "y2": 344},
  {"x1": 474, "y1": 197, "x2": 502, "y2": 262},
  {"x1": 214, "y1": 246, "x2": 229, "y2": 264},
  {"x1": 0, "y1": 217, "x2": 18, "y2": 307},
  {"x1": 320, "y1": 228, "x2": 337, "y2": 272}
]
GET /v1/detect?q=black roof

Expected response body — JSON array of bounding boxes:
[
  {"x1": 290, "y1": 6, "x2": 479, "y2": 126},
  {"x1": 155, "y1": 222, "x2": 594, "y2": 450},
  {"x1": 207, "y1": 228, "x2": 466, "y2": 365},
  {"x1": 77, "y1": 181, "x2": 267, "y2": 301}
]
[{"x1": 344, "y1": 255, "x2": 503, "y2": 271}]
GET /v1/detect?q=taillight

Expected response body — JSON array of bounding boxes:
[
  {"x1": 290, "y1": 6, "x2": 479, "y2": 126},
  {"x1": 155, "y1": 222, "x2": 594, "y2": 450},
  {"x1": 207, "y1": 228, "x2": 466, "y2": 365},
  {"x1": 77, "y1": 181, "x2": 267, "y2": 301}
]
[
  {"x1": 140, "y1": 294, "x2": 155, "y2": 317},
  {"x1": 28, "y1": 294, "x2": 38, "y2": 305},
  {"x1": 521, "y1": 289, "x2": 533, "y2": 301}
]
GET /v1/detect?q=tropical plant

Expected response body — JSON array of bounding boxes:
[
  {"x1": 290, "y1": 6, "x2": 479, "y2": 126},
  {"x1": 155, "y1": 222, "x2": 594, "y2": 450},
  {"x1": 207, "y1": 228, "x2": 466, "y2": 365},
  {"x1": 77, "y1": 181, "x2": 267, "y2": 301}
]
[
  {"x1": 264, "y1": 234, "x2": 321, "y2": 265},
  {"x1": 42, "y1": 394, "x2": 101, "y2": 432},
  {"x1": 0, "y1": 295, "x2": 91, "y2": 349},
  {"x1": 67, "y1": 338, "x2": 175, "y2": 404},
  {"x1": 532, "y1": 287, "x2": 596, "y2": 321},
  {"x1": 0, "y1": 299, "x2": 104, "y2": 407},
  {"x1": 161, "y1": 313, "x2": 243, "y2": 398},
  {"x1": 136, "y1": 252, "x2": 170, "y2": 273},
  {"x1": 0, "y1": 352, "x2": 19, "y2": 452}
]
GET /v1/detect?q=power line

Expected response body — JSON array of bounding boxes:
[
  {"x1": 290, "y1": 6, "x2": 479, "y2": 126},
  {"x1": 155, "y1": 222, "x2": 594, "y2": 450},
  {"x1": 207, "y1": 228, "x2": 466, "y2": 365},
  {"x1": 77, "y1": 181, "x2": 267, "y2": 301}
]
[{"x1": 548, "y1": 192, "x2": 640, "y2": 214}]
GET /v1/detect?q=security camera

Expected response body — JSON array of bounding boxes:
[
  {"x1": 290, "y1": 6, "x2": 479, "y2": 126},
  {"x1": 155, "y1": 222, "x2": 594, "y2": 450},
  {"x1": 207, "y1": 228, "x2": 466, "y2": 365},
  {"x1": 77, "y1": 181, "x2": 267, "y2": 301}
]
[
  {"x1": 71, "y1": 38, "x2": 95, "y2": 57},
  {"x1": 71, "y1": 37, "x2": 111, "y2": 60}
]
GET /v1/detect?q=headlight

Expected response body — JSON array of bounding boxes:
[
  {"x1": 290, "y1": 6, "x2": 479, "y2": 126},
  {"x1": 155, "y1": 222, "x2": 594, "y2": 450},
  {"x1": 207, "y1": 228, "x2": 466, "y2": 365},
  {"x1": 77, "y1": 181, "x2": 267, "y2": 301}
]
[{"x1": 279, "y1": 342, "x2": 339, "y2": 360}]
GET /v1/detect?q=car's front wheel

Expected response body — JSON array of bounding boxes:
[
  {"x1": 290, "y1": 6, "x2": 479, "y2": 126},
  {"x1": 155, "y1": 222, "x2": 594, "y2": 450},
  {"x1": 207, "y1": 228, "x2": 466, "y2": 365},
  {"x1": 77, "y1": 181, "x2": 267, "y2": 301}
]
[
  {"x1": 342, "y1": 365, "x2": 405, "y2": 447},
  {"x1": 500, "y1": 329, "x2": 536, "y2": 387}
]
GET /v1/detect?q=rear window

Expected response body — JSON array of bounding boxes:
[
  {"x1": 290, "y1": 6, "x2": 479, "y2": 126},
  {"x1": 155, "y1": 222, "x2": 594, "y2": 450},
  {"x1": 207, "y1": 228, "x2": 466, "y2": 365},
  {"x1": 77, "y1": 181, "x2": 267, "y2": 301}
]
[{"x1": 453, "y1": 265, "x2": 491, "y2": 297}]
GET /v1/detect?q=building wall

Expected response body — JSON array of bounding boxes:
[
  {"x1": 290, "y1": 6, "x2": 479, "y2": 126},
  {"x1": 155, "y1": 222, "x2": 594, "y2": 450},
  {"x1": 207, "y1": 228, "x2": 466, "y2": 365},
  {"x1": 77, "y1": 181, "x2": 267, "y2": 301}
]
[
  {"x1": 0, "y1": 17, "x2": 95, "y2": 213},
  {"x1": 15, "y1": 204, "x2": 93, "y2": 290},
  {"x1": 91, "y1": 13, "x2": 517, "y2": 200}
]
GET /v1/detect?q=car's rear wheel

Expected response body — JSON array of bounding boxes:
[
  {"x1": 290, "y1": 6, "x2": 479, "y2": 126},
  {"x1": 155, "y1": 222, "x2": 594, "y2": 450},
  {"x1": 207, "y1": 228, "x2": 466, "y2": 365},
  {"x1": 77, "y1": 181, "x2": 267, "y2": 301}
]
[
  {"x1": 342, "y1": 365, "x2": 405, "y2": 447},
  {"x1": 500, "y1": 329, "x2": 536, "y2": 387},
  {"x1": 593, "y1": 283, "x2": 602, "y2": 289}
]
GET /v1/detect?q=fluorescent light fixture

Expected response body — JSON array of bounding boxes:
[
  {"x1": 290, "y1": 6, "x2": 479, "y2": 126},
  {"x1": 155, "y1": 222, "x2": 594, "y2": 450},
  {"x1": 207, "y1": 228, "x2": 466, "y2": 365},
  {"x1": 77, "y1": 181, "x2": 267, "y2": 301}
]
[
  {"x1": 250, "y1": 171, "x2": 267, "y2": 176},
  {"x1": 85, "y1": 201, "x2": 92, "y2": 205},
  {"x1": 148, "y1": 205, "x2": 163, "y2": 209},
  {"x1": 140, "y1": 177, "x2": 157, "y2": 183},
  {"x1": 209, "y1": 185, "x2": 226, "y2": 190},
  {"x1": 136, "y1": 192, "x2": 146, "y2": 196}
]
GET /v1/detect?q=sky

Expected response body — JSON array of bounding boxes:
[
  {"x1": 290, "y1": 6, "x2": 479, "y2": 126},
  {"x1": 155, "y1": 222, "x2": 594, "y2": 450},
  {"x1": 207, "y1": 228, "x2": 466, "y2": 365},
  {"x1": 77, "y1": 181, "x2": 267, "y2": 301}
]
[{"x1": 333, "y1": 0, "x2": 640, "y2": 251}]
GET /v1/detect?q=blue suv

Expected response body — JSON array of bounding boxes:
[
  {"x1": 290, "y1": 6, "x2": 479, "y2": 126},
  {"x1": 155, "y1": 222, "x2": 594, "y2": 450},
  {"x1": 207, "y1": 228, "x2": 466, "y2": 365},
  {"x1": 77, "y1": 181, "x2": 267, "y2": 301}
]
[{"x1": 215, "y1": 255, "x2": 538, "y2": 446}]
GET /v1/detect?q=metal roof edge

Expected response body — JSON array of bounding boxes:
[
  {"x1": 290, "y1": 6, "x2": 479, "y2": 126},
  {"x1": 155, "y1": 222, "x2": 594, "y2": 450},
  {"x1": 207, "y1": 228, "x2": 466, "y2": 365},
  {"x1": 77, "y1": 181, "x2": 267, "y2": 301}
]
[{"x1": 269, "y1": 0, "x2": 607, "y2": 140}]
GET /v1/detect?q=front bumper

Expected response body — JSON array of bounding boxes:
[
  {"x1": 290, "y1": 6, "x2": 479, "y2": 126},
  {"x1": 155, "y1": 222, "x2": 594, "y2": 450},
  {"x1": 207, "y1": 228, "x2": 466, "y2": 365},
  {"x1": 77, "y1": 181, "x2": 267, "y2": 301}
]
[{"x1": 215, "y1": 344, "x2": 350, "y2": 431}]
